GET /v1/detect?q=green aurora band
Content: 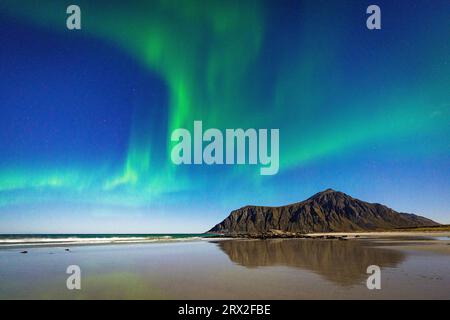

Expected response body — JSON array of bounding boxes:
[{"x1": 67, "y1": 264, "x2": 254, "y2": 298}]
[{"x1": 0, "y1": 0, "x2": 448, "y2": 210}]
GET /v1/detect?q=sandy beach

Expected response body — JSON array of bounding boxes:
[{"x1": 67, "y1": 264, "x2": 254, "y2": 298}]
[{"x1": 0, "y1": 232, "x2": 449, "y2": 300}]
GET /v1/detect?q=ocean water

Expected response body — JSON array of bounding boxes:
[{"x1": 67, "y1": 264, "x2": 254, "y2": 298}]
[{"x1": 0, "y1": 234, "x2": 214, "y2": 247}]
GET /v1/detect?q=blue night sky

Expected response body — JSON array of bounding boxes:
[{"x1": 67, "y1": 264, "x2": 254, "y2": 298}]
[{"x1": 0, "y1": 0, "x2": 449, "y2": 233}]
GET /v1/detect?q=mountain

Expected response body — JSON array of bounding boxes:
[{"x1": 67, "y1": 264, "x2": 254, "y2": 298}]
[{"x1": 208, "y1": 189, "x2": 439, "y2": 235}]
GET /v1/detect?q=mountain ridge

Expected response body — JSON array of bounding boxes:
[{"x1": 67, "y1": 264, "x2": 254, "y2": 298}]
[{"x1": 208, "y1": 189, "x2": 439, "y2": 235}]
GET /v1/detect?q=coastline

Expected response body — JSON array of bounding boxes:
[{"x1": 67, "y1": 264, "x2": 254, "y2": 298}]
[
  {"x1": 305, "y1": 231, "x2": 450, "y2": 238},
  {"x1": 208, "y1": 229, "x2": 450, "y2": 240},
  {"x1": 0, "y1": 234, "x2": 214, "y2": 249},
  {"x1": 1, "y1": 230, "x2": 448, "y2": 250}
]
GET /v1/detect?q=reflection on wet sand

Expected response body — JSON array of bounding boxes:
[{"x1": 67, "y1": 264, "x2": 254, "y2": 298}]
[{"x1": 215, "y1": 239, "x2": 405, "y2": 286}]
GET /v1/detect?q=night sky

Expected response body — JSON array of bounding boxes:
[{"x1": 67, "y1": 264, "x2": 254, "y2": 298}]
[{"x1": 0, "y1": 0, "x2": 449, "y2": 233}]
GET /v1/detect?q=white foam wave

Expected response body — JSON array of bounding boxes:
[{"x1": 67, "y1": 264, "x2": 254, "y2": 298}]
[{"x1": 0, "y1": 236, "x2": 203, "y2": 247}]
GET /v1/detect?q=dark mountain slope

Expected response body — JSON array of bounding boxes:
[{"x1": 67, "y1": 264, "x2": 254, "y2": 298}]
[{"x1": 208, "y1": 189, "x2": 439, "y2": 235}]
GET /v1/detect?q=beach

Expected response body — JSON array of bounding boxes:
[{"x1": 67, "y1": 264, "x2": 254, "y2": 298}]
[{"x1": 0, "y1": 233, "x2": 449, "y2": 299}]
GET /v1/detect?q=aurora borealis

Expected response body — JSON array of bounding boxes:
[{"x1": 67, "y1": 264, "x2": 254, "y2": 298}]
[{"x1": 0, "y1": 0, "x2": 449, "y2": 232}]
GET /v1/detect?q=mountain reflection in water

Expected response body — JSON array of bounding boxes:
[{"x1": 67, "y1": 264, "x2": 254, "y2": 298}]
[{"x1": 215, "y1": 239, "x2": 405, "y2": 286}]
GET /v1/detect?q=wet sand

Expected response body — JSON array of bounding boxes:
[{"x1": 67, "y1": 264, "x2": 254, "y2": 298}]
[{"x1": 0, "y1": 235, "x2": 449, "y2": 299}]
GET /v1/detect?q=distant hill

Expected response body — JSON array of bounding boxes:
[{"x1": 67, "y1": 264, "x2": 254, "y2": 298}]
[{"x1": 208, "y1": 189, "x2": 439, "y2": 235}]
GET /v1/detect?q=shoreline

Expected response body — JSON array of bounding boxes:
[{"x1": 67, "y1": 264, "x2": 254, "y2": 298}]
[
  {"x1": 1, "y1": 231, "x2": 448, "y2": 250},
  {"x1": 305, "y1": 231, "x2": 450, "y2": 238},
  {"x1": 0, "y1": 236, "x2": 210, "y2": 250},
  {"x1": 209, "y1": 229, "x2": 450, "y2": 240}
]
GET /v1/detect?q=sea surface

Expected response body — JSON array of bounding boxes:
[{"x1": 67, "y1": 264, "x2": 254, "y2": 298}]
[
  {"x1": 0, "y1": 235, "x2": 449, "y2": 299},
  {"x1": 0, "y1": 234, "x2": 214, "y2": 247}
]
